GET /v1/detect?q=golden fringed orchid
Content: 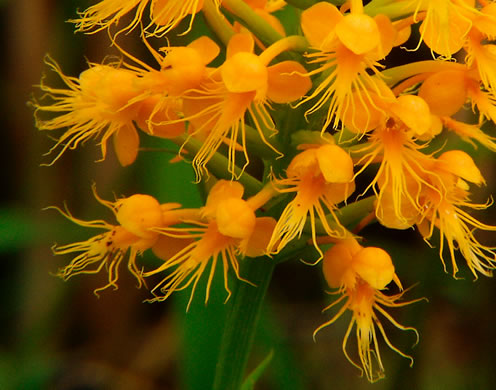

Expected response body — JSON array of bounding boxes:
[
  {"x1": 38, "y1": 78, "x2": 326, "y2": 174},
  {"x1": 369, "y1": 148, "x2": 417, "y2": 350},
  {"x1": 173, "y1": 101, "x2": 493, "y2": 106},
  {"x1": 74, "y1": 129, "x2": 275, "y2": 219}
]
[
  {"x1": 144, "y1": 180, "x2": 277, "y2": 309},
  {"x1": 130, "y1": 35, "x2": 220, "y2": 136},
  {"x1": 49, "y1": 186, "x2": 179, "y2": 294},
  {"x1": 32, "y1": 36, "x2": 222, "y2": 167},
  {"x1": 267, "y1": 143, "x2": 355, "y2": 256},
  {"x1": 33, "y1": 58, "x2": 147, "y2": 166},
  {"x1": 299, "y1": 2, "x2": 395, "y2": 130},
  {"x1": 353, "y1": 93, "x2": 442, "y2": 228},
  {"x1": 182, "y1": 33, "x2": 311, "y2": 178},
  {"x1": 133, "y1": 35, "x2": 220, "y2": 97},
  {"x1": 416, "y1": 150, "x2": 496, "y2": 278},
  {"x1": 314, "y1": 238, "x2": 420, "y2": 382}
]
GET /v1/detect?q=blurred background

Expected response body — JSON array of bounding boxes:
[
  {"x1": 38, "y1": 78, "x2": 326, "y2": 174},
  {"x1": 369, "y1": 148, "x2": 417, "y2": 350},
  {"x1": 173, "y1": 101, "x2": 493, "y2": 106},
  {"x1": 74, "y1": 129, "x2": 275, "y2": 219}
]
[{"x1": 1, "y1": 0, "x2": 496, "y2": 389}]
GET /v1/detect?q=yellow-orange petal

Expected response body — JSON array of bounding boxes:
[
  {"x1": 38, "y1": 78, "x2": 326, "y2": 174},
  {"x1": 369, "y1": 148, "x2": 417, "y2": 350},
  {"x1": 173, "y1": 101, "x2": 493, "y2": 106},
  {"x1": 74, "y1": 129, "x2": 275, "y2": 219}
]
[
  {"x1": 161, "y1": 47, "x2": 206, "y2": 95},
  {"x1": 351, "y1": 247, "x2": 395, "y2": 290},
  {"x1": 221, "y1": 52, "x2": 268, "y2": 93},
  {"x1": 203, "y1": 180, "x2": 245, "y2": 218},
  {"x1": 226, "y1": 33, "x2": 255, "y2": 59},
  {"x1": 474, "y1": 4, "x2": 496, "y2": 38},
  {"x1": 113, "y1": 124, "x2": 139, "y2": 167},
  {"x1": 136, "y1": 95, "x2": 185, "y2": 138},
  {"x1": 111, "y1": 225, "x2": 142, "y2": 251},
  {"x1": 375, "y1": 188, "x2": 419, "y2": 230},
  {"x1": 341, "y1": 90, "x2": 385, "y2": 133},
  {"x1": 419, "y1": 9, "x2": 471, "y2": 57},
  {"x1": 437, "y1": 150, "x2": 485, "y2": 185},
  {"x1": 301, "y1": 2, "x2": 342, "y2": 50},
  {"x1": 286, "y1": 148, "x2": 318, "y2": 178},
  {"x1": 216, "y1": 197, "x2": 256, "y2": 239},
  {"x1": 239, "y1": 216, "x2": 277, "y2": 257},
  {"x1": 393, "y1": 22, "x2": 411, "y2": 46},
  {"x1": 390, "y1": 95, "x2": 431, "y2": 136},
  {"x1": 132, "y1": 235, "x2": 160, "y2": 252},
  {"x1": 116, "y1": 194, "x2": 163, "y2": 239},
  {"x1": 335, "y1": 13, "x2": 380, "y2": 55},
  {"x1": 316, "y1": 144, "x2": 354, "y2": 183},
  {"x1": 78, "y1": 66, "x2": 141, "y2": 123},
  {"x1": 323, "y1": 181, "x2": 356, "y2": 205},
  {"x1": 322, "y1": 239, "x2": 362, "y2": 289},
  {"x1": 187, "y1": 35, "x2": 221, "y2": 65},
  {"x1": 373, "y1": 14, "x2": 395, "y2": 59},
  {"x1": 152, "y1": 235, "x2": 195, "y2": 260},
  {"x1": 266, "y1": 61, "x2": 312, "y2": 103},
  {"x1": 413, "y1": 114, "x2": 443, "y2": 141},
  {"x1": 418, "y1": 70, "x2": 467, "y2": 116}
]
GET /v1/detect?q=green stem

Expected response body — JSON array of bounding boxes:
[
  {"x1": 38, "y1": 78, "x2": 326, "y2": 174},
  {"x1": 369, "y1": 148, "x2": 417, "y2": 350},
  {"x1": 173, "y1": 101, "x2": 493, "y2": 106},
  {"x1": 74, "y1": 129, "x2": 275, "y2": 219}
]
[
  {"x1": 203, "y1": 0, "x2": 234, "y2": 46},
  {"x1": 173, "y1": 135, "x2": 264, "y2": 196},
  {"x1": 213, "y1": 256, "x2": 276, "y2": 390},
  {"x1": 244, "y1": 124, "x2": 282, "y2": 160},
  {"x1": 222, "y1": 0, "x2": 284, "y2": 46},
  {"x1": 364, "y1": 0, "x2": 422, "y2": 19},
  {"x1": 259, "y1": 35, "x2": 308, "y2": 65},
  {"x1": 336, "y1": 195, "x2": 376, "y2": 227}
]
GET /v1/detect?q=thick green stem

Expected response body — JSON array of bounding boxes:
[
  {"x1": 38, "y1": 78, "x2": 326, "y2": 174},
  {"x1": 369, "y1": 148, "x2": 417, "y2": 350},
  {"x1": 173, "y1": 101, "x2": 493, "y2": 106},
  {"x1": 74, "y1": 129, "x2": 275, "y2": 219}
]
[
  {"x1": 364, "y1": 0, "x2": 422, "y2": 19},
  {"x1": 222, "y1": 0, "x2": 284, "y2": 46},
  {"x1": 212, "y1": 256, "x2": 276, "y2": 390},
  {"x1": 203, "y1": 0, "x2": 234, "y2": 46}
]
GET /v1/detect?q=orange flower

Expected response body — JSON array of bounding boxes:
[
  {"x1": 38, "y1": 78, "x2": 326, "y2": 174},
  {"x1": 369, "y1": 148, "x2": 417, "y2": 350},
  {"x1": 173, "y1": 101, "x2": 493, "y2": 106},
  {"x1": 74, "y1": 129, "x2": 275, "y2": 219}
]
[
  {"x1": 33, "y1": 37, "x2": 220, "y2": 166},
  {"x1": 49, "y1": 186, "x2": 175, "y2": 294},
  {"x1": 354, "y1": 94, "x2": 441, "y2": 227},
  {"x1": 33, "y1": 58, "x2": 148, "y2": 166},
  {"x1": 315, "y1": 239, "x2": 420, "y2": 382},
  {"x1": 145, "y1": 180, "x2": 276, "y2": 308},
  {"x1": 299, "y1": 2, "x2": 395, "y2": 130},
  {"x1": 134, "y1": 35, "x2": 220, "y2": 97},
  {"x1": 130, "y1": 35, "x2": 220, "y2": 137},
  {"x1": 267, "y1": 143, "x2": 355, "y2": 255},
  {"x1": 182, "y1": 33, "x2": 311, "y2": 178},
  {"x1": 417, "y1": 150, "x2": 496, "y2": 277}
]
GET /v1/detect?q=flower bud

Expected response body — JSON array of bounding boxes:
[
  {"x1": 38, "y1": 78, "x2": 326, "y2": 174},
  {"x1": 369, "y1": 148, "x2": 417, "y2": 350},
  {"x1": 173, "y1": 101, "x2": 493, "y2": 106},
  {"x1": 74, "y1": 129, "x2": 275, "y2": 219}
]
[
  {"x1": 437, "y1": 150, "x2": 485, "y2": 185},
  {"x1": 418, "y1": 70, "x2": 467, "y2": 117}
]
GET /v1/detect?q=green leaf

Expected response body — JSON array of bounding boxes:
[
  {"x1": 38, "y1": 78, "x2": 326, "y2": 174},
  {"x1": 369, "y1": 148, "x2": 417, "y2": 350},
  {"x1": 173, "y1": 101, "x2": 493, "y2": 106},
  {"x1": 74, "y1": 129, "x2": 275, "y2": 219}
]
[{"x1": 241, "y1": 349, "x2": 274, "y2": 390}]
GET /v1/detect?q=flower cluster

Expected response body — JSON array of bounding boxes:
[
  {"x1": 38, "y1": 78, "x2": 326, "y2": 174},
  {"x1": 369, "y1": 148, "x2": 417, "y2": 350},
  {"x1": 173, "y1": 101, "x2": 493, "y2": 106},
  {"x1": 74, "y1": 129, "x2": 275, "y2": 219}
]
[{"x1": 34, "y1": 0, "x2": 496, "y2": 383}]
